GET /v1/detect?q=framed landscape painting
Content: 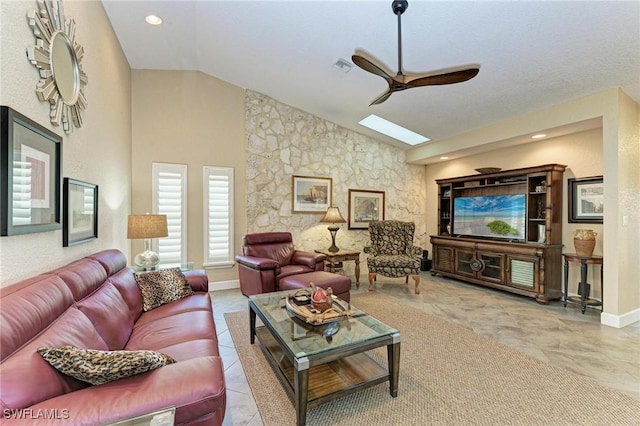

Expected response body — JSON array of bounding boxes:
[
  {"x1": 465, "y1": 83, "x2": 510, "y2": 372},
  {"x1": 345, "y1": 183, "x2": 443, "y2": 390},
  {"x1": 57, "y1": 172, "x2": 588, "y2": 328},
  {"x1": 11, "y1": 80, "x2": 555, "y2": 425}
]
[
  {"x1": 292, "y1": 175, "x2": 332, "y2": 213},
  {"x1": 568, "y1": 176, "x2": 603, "y2": 223},
  {"x1": 348, "y1": 189, "x2": 385, "y2": 229}
]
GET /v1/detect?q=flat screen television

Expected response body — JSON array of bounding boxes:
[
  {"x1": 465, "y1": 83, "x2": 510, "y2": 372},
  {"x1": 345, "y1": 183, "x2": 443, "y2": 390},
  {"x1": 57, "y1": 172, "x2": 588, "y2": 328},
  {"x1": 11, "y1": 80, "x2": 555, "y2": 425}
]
[{"x1": 453, "y1": 194, "x2": 526, "y2": 240}]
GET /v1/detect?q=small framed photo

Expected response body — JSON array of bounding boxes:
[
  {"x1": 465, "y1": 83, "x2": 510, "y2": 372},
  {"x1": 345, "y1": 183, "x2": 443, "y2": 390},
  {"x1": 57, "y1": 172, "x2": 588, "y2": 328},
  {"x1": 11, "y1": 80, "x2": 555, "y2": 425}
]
[
  {"x1": 348, "y1": 189, "x2": 385, "y2": 229},
  {"x1": 1, "y1": 106, "x2": 62, "y2": 236},
  {"x1": 63, "y1": 178, "x2": 98, "y2": 246},
  {"x1": 568, "y1": 176, "x2": 603, "y2": 223},
  {"x1": 292, "y1": 175, "x2": 332, "y2": 213}
]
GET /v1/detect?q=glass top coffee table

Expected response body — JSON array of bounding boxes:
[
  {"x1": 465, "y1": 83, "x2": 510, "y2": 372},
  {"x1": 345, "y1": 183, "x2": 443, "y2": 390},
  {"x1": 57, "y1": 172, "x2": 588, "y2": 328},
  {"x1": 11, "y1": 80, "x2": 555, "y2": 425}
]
[{"x1": 248, "y1": 291, "x2": 400, "y2": 426}]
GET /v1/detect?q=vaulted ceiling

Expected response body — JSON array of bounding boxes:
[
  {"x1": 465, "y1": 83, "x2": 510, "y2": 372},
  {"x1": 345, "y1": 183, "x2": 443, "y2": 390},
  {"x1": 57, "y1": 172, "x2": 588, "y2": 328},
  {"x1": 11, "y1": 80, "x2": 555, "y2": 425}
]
[{"x1": 102, "y1": 0, "x2": 640, "y2": 156}]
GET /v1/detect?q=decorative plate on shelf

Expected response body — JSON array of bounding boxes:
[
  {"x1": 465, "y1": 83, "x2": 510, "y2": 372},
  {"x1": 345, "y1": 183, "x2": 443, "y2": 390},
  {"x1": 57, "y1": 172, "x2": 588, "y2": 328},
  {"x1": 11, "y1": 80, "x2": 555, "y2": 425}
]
[{"x1": 475, "y1": 167, "x2": 502, "y2": 174}]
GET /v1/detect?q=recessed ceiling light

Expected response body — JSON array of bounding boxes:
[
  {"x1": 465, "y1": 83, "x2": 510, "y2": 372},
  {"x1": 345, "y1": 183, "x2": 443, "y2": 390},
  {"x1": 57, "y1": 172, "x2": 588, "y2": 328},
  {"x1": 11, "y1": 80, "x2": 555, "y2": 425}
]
[
  {"x1": 358, "y1": 115, "x2": 430, "y2": 146},
  {"x1": 440, "y1": 156, "x2": 449, "y2": 160},
  {"x1": 145, "y1": 14, "x2": 163, "y2": 25},
  {"x1": 531, "y1": 133, "x2": 547, "y2": 139}
]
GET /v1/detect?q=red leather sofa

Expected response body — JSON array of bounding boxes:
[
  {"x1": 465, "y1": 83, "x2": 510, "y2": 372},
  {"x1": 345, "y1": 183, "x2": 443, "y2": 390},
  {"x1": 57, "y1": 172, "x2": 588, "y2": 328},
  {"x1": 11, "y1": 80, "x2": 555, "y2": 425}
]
[
  {"x1": 235, "y1": 232, "x2": 326, "y2": 296},
  {"x1": 0, "y1": 249, "x2": 225, "y2": 425}
]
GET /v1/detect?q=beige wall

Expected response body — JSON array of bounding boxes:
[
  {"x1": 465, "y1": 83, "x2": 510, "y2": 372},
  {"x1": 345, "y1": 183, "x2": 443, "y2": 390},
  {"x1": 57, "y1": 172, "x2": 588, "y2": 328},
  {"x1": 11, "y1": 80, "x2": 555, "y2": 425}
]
[
  {"x1": 131, "y1": 70, "x2": 246, "y2": 286},
  {"x1": 0, "y1": 0, "x2": 131, "y2": 286}
]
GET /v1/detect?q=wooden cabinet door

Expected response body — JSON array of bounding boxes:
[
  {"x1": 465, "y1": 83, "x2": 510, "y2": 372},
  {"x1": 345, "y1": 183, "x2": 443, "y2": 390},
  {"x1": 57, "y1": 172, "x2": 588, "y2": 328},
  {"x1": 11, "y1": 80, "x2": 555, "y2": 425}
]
[
  {"x1": 433, "y1": 245, "x2": 455, "y2": 273},
  {"x1": 477, "y1": 252, "x2": 504, "y2": 283},
  {"x1": 506, "y1": 255, "x2": 539, "y2": 291},
  {"x1": 455, "y1": 249, "x2": 475, "y2": 277}
]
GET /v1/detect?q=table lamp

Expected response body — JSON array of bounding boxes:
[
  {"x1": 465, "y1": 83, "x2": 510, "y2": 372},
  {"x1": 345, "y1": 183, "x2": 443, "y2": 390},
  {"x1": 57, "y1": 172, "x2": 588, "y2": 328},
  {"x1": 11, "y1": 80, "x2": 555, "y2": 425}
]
[
  {"x1": 320, "y1": 206, "x2": 346, "y2": 253},
  {"x1": 127, "y1": 214, "x2": 168, "y2": 270}
]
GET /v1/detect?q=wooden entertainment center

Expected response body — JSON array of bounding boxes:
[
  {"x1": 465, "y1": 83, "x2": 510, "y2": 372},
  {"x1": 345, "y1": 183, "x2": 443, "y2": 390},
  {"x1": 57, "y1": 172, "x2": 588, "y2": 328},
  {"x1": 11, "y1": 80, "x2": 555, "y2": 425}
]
[{"x1": 430, "y1": 164, "x2": 566, "y2": 303}]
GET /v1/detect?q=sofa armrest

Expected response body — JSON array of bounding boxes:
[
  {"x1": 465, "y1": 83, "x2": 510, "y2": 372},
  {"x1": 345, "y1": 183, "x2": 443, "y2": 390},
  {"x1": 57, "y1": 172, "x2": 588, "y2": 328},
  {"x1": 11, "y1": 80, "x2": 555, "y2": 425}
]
[
  {"x1": 363, "y1": 246, "x2": 376, "y2": 255},
  {"x1": 235, "y1": 255, "x2": 280, "y2": 271},
  {"x1": 291, "y1": 250, "x2": 325, "y2": 268},
  {"x1": 21, "y1": 356, "x2": 226, "y2": 426},
  {"x1": 183, "y1": 270, "x2": 209, "y2": 292}
]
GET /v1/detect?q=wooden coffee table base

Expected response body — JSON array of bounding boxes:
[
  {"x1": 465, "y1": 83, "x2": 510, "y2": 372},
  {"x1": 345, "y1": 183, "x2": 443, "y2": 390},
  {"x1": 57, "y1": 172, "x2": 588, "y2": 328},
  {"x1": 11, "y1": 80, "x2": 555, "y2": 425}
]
[{"x1": 255, "y1": 327, "x2": 399, "y2": 425}]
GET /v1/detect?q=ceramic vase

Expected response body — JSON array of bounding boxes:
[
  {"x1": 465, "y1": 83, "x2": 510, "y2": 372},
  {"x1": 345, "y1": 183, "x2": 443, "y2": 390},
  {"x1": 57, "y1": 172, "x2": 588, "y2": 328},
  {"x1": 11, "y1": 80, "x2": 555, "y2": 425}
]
[{"x1": 573, "y1": 229, "x2": 597, "y2": 257}]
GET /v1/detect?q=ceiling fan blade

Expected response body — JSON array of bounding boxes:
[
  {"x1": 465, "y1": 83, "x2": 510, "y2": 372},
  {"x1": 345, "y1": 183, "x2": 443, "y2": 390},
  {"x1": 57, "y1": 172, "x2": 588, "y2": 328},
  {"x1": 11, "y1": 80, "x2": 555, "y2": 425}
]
[
  {"x1": 406, "y1": 66, "x2": 480, "y2": 88},
  {"x1": 352, "y1": 54, "x2": 394, "y2": 84},
  {"x1": 369, "y1": 90, "x2": 393, "y2": 106}
]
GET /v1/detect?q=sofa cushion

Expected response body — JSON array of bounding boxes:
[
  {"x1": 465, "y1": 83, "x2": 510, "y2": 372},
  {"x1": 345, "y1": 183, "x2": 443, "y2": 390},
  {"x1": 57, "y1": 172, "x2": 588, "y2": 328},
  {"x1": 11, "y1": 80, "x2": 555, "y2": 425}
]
[
  {"x1": 37, "y1": 346, "x2": 176, "y2": 386},
  {"x1": 77, "y1": 281, "x2": 134, "y2": 350},
  {"x1": 126, "y1": 310, "x2": 217, "y2": 352},
  {"x1": 0, "y1": 274, "x2": 74, "y2": 361},
  {"x1": 135, "y1": 268, "x2": 194, "y2": 311},
  {"x1": 0, "y1": 307, "x2": 108, "y2": 411},
  {"x1": 108, "y1": 268, "x2": 144, "y2": 324},
  {"x1": 52, "y1": 258, "x2": 109, "y2": 301}
]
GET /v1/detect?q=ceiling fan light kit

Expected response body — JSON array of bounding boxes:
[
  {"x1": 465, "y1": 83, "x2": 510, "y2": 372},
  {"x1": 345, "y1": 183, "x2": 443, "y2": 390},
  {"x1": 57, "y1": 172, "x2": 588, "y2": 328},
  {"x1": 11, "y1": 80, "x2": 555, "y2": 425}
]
[{"x1": 352, "y1": 0, "x2": 480, "y2": 106}]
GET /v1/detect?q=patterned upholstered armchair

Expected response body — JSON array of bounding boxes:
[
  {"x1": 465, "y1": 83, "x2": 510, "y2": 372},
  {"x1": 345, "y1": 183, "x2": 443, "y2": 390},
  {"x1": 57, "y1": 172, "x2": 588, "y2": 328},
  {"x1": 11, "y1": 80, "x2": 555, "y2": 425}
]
[{"x1": 364, "y1": 220, "x2": 422, "y2": 294}]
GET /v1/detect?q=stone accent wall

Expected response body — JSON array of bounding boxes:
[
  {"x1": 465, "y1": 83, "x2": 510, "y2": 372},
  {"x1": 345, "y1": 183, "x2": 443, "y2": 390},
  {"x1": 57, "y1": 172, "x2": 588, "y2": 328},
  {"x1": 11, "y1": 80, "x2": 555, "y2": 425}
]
[{"x1": 245, "y1": 90, "x2": 426, "y2": 277}]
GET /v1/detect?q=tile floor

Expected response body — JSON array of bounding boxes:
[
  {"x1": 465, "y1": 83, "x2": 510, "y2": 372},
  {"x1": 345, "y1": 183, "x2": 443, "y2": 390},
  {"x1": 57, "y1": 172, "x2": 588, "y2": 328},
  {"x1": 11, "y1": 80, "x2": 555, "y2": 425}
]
[{"x1": 212, "y1": 273, "x2": 640, "y2": 426}]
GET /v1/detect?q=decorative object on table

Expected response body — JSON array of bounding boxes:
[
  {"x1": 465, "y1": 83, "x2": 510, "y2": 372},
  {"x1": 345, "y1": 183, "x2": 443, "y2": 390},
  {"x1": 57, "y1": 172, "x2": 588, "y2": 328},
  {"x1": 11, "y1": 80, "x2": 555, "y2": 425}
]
[
  {"x1": 310, "y1": 283, "x2": 333, "y2": 312},
  {"x1": 63, "y1": 178, "x2": 98, "y2": 246},
  {"x1": 292, "y1": 175, "x2": 332, "y2": 213},
  {"x1": 27, "y1": 0, "x2": 88, "y2": 133},
  {"x1": 573, "y1": 229, "x2": 597, "y2": 257},
  {"x1": 1, "y1": 106, "x2": 62, "y2": 236},
  {"x1": 348, "y1": 189, "x2": 385, "y2": 229},
  {"x1": 284, "y1": 288, "x2": 352, "y2": 326},
  {"x1": 474, "y1": 167, "x2": 502, "y2": 174},
  {"x1": 568, "y1": 176, "x2": 603, "y2": 223},
  {"x1": 537, "y1": 224, "x2": 546, "y2": 243},
  {"x1": 127, "y1": 214, "x2": 168, "y2": 270},
  {"x1": 320, "y1": 206, "x2": 346, "y2": 252}
]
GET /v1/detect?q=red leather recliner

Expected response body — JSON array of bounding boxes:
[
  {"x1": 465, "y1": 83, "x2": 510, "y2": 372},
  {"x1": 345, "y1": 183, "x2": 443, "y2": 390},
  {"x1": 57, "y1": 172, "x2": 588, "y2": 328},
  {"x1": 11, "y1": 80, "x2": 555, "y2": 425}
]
[{"x1": 235, "y1": 232, "x2": 326, "y2": 296}]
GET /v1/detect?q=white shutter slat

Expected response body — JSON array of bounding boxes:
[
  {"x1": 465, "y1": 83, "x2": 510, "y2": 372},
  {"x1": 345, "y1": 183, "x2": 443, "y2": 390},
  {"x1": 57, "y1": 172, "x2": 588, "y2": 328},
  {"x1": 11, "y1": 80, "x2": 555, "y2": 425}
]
[
  {"x1": 153, "y1": 163, "x2": 187, "y2": 266},
  {"x1": 203, "y1": 167, "x2": 234, "y2": 267}
]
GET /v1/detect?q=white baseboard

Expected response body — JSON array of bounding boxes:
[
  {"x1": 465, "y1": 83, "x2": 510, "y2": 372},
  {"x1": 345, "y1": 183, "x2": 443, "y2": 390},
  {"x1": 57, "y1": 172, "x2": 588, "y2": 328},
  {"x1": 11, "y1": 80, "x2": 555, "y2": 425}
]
[
  {"x1": 601, "y1": 308, "x2": 640, "y2": 328},
  {"x1": 208, "y1": 279, "x2": 240, "y2": 292}
]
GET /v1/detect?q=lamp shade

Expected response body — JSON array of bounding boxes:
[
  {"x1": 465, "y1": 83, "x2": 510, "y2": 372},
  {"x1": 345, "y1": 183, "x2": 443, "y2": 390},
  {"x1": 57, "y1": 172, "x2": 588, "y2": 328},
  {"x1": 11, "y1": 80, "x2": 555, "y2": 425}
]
[
  {"x1": 127, "y1": 214, "x2": 168, "y2": 239},
  {"x1": 320, "y1": 206, "x2": 346, "y2": 224}
]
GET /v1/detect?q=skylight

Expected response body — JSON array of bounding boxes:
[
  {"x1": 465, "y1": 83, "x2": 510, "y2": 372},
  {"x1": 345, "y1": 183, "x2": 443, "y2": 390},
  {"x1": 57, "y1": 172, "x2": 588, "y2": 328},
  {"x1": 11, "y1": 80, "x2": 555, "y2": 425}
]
[{"x1": 358, "y1": 115, "x2": 430, "y2": 146}]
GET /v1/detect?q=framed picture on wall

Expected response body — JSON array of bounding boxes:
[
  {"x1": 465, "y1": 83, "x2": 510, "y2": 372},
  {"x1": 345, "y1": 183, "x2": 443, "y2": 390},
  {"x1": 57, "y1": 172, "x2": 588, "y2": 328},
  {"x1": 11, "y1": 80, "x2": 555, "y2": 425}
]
[
  {"x1": 568, "y1": 176, "x2": 603, "y2": 223},
  {"x1": 63, "y1": 178, "x2": 98, "y2": 246},
  {"x1": 348, "y1": 189, "x2": 385, "y2": 229},
  {"x1": 292, "y1": 175, "x2": 332, "y2": 213},
  {"x1": 0, "y1": 106, "x2": 62, "y2": 236}
]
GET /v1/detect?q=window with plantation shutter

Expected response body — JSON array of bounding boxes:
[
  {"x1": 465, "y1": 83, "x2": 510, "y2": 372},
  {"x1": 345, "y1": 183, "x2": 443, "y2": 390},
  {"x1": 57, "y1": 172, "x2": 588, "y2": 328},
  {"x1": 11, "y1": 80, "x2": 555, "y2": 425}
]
[
  {"x1": 203, "y1": 166, "x2": 234, "y2": 268},
  {"x1": 152, "y1": 163, "x2": 187, "y2": 267}
]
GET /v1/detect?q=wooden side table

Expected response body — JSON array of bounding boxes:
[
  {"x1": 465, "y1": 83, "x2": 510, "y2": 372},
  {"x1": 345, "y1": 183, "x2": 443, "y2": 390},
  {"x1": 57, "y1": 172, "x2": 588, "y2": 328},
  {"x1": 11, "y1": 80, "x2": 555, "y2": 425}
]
[
  {"x1": 562, "y1": 253, "x2": 603, "y2": 313},
  {"x1": 314, "y1": 248, "x2": 360, "y2": 288}
]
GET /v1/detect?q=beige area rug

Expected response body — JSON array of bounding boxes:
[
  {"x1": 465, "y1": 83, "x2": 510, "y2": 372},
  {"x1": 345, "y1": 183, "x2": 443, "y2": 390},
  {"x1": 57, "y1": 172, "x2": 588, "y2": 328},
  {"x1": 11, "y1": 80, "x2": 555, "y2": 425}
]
[{"x1": 225, "y1": 292, "x2": 640, "y2": 425}]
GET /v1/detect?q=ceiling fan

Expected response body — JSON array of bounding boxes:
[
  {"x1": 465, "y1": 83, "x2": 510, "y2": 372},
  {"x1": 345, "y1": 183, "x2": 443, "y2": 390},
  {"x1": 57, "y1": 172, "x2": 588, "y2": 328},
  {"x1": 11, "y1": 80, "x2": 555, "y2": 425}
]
[{"x1": 352, "y1": 0, "x2": 480, "y2": 106}]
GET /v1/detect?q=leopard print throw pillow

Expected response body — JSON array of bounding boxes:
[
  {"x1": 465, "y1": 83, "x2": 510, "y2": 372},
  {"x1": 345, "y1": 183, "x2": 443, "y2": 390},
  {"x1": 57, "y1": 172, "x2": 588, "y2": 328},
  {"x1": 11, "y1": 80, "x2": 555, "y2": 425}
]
[
  {"x1": 37, "y1": 346, "x2": 176, "y2": 386},
  {"x1": 134, "y1": 267, "x2": 194, "y2": 311}
]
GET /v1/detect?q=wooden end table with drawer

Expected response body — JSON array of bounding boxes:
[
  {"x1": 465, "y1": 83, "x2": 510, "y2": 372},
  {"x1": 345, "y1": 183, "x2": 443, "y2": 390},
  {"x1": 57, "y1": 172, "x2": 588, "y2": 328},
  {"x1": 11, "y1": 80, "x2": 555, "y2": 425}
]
[{"x1": 314, "y1": 248, "x2": 360, "y2": 288}]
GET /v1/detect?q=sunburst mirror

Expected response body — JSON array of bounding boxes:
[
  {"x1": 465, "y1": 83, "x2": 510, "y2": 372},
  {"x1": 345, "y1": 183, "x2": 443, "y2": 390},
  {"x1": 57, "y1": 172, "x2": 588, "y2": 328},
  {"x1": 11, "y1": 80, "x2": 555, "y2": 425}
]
[{"x1": 27, "y1": 0, "x2": 88, "y2": 133}]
